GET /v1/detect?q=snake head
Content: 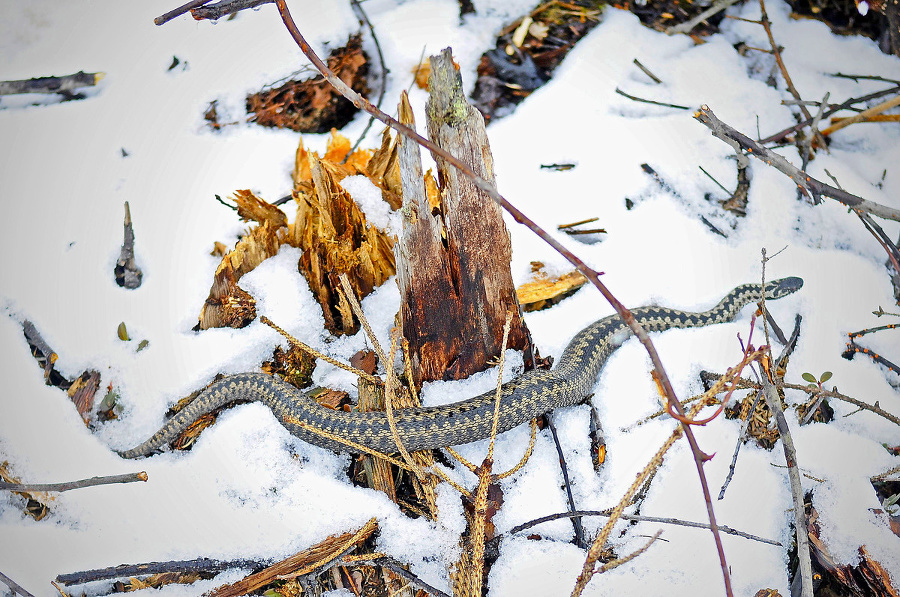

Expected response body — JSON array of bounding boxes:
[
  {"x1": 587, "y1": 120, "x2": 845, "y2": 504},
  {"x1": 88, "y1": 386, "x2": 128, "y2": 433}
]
[{"x1": 764, "y1": 276, "x2": 804, "y2": 300}]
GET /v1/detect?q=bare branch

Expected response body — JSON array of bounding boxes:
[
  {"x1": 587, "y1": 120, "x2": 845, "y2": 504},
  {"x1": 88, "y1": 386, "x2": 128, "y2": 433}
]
[
  {"x1": 0, "y1": 471, "x2": 147, "y2": 493},
  {"x1": 695, "y1": 105, "x2": 900, "y2": 221}
]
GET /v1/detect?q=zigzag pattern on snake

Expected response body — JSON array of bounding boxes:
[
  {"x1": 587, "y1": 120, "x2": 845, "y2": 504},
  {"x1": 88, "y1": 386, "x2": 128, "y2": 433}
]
[{"x1": 118, "y1": 277, "x2": 802, "y2": 458}]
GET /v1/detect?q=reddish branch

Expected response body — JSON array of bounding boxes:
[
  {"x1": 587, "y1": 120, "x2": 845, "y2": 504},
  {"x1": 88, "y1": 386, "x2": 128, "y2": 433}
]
[
  {"x1": 270, "y1": 2, "x2": 734, "y2": 593},
  {"x1": 153, "y1": 2, "x2": 738, "y2": 593}
]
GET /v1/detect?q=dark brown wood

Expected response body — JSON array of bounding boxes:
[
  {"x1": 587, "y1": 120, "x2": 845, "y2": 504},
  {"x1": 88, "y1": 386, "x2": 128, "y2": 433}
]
[{"x1": 394, "y1": 49, "x2": 533, "y2": 386}]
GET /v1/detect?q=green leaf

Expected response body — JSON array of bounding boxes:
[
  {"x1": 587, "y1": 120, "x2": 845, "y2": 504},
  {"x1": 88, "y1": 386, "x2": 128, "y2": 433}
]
[
  {"x1": 117, "y1": 322, "x2": 129, "y2": 341},
  {"x1": 820, "y1": 371, "x2": 832, "y2": 383},
  {"x1": 136, "y1": 339, "x2": 149, "y2": 352},
  {"x1": 801, "y1": 372, "x2": 816, "y2": 383},
  {"x1": 885, "y1": 493, "x2": 900, "y2": 507}
]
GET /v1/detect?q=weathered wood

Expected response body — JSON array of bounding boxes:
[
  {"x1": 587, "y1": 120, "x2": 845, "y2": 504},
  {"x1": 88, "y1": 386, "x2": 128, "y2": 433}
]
[{"x1": 394, "y1": 48, "x2": 533, "y2": 385}]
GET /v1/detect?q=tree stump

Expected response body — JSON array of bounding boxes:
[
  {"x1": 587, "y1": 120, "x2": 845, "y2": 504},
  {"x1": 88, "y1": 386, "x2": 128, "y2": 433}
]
[{"x1": 394, "y1": 48, "x2": 533, "y2": 386}]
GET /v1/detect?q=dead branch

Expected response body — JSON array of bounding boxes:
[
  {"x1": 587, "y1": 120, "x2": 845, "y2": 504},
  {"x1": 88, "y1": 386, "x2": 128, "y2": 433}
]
[
  {"x1": 347, "y1": 0, "x2": 387, "y2": 156},
  {"x1": 695, "y1": 105, "x2": 900, "y2": 221},
  {"x1": 758, "y1": 0, "x2": 827, "y2": 154},
  {"x1": 154, "y1": 0, "x2": 213, "y2": 25},
  {"x1": 547, "y1": 416, "x2": 586, "y2": 548},
  {"x1": 614, "y1": 87, "x2": 690, "y2": 110},
  {"x1": 0, "y1": 571, "x2": 35, "y2": 597},
  {"x1": 208, "y1": 517, "x2": 378, "y2": 597},
  {"x1": 0, "y1": 71, "x2": 104, "y2": 96},
  {"x1": 0, "y1": 471, "x2": 147, "y2": 493},
  {"x1": 666, "y1": 0, "x2": 740, "y2": 35},
  {"x1": 55, "y1": 558, "x2": 264, "y2": 586},
  {"x1": 191, "y1": 0, "x2": 272, "y2": 20},
  {"x1": 760, "y1": 373, "x2": 813, "y2": 597},
  {"x1": 715, "y1": 375, "x2": 900, "y2": 427},
  {"x1": 499, "y1": 510, "x2": 781, "y2": 546},
  {"x1": 760, "y1": 84, "x2": 900, "y2": 144},
  {"x1": 819, "y1": 93, "x2": 900, "y2": 137}
]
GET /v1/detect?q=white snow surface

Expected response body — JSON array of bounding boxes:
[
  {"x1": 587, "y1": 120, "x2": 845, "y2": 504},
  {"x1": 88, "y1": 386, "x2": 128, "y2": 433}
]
[{"x1": 1, "y1": 0, "x2": 899, "y2": 595}]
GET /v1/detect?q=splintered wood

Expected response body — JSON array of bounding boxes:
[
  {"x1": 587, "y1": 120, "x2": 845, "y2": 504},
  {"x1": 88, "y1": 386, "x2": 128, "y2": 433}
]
[
  {"x1": 292, "y1": 132, "x2": 397, "y2": 335},
  {"x1": 198, "y1": 217, "x2": 283, "y2": 330}
]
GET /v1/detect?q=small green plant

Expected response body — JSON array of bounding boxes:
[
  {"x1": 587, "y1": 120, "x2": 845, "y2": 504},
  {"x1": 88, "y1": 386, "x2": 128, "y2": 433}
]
[{"x1": 802, "y1": 371, "x2": 832, "y2": 391}]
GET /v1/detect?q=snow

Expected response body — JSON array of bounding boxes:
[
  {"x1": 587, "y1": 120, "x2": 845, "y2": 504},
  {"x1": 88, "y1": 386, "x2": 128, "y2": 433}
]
[{"x1": 1, "y1": 0, "x2": 899, "y2": 595}]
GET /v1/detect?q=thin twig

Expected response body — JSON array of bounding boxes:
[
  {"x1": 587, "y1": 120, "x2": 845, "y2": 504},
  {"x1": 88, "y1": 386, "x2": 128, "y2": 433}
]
[
  {"x1": 718, "y1": 388, "x2": 764, "y2": 500},
  {"x1": 596, "y1": 530, "x2": 663, "y2": 574},
  {"x1": 760, "y1": 373, "x2": 813, "y2": 597},
  {"x1": 0, "y1": 571, "x2": 35, "y2": 597},
  {"x1": 706, "y1": 375, "x2": 900, "y2": 427},
  {"x1": 758, "y1": 0, "x2": 827, "y2": 153},
  {"x1": 500, "y1": 510, "x2": 781, "y2": 546},
  {"x1": 666, "y1": 0, "x2": 741, "y2": 35},
  {"x1": 0, "y1": 71, "x2": 104, "y2": 96},
  {"x1": 695, "y1": 105, "x2": 900, "y2": 221},
  {"x1": 760, "y1": 84, "x2": 900, "y2": 144},
  {"x1": 614, "y1": 87, "x2": 690, "y2": 110},
  {"x1": 632, "y1": 59, "x2": 662, "y2": 84},
  {"x1": 0, "y1": 472, "x2": 147, "y2": 493},
  {"x1": 871, "y1": 463, "x2": 900, "y2": 482},
  {"x1": 819, "y1": 94, "x2": 900, "y2": 136},
  {"x1": 347, "y1": 0, "x2": 388, "y2": 156},
  {"x1": 547, "y1": 416, "x2": 586, "y2": 548},
  {"x1": 154, "y1": 0, "x2": 214, "y2": 25}
]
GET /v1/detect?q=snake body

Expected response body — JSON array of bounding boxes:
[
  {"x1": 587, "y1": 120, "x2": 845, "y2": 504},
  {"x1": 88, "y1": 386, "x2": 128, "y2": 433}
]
[{"x1": 118, "y1": 277, "x2": 802, "y2": 458}]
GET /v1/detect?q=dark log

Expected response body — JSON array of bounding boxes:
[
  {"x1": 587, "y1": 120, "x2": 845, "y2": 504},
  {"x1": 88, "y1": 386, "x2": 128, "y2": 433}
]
[{"x1": 394, "y1": 49, "x2": 533, "y2": 386}]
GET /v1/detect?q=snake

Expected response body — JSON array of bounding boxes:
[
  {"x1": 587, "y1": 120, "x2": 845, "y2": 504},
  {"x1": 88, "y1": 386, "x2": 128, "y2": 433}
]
[{"x1": 118, "y1": 277, "x2": 802, "y2": 458}]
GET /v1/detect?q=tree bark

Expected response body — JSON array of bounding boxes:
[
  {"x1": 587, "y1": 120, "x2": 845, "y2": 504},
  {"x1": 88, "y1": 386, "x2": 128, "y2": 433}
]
[{"x1": 394, "y1": 48, "x2": 533, "y2": 385}]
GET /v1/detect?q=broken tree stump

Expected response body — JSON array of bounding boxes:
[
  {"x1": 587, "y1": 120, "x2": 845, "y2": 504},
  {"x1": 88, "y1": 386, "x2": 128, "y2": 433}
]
[{"x1": 394, "y1": 48, "x2": 533, "y2": 386}]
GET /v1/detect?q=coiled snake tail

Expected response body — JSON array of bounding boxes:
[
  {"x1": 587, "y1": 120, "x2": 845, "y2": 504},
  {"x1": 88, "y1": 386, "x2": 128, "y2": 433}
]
[{"x1": 118, "y1": 276, "x2": 802, "y2": 458}]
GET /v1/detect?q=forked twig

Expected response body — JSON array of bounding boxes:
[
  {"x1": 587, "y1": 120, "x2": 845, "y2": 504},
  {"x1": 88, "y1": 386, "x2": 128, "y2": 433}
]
[{"x1": 695, "y1": 105, "x2": 900, "y2": 222}]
